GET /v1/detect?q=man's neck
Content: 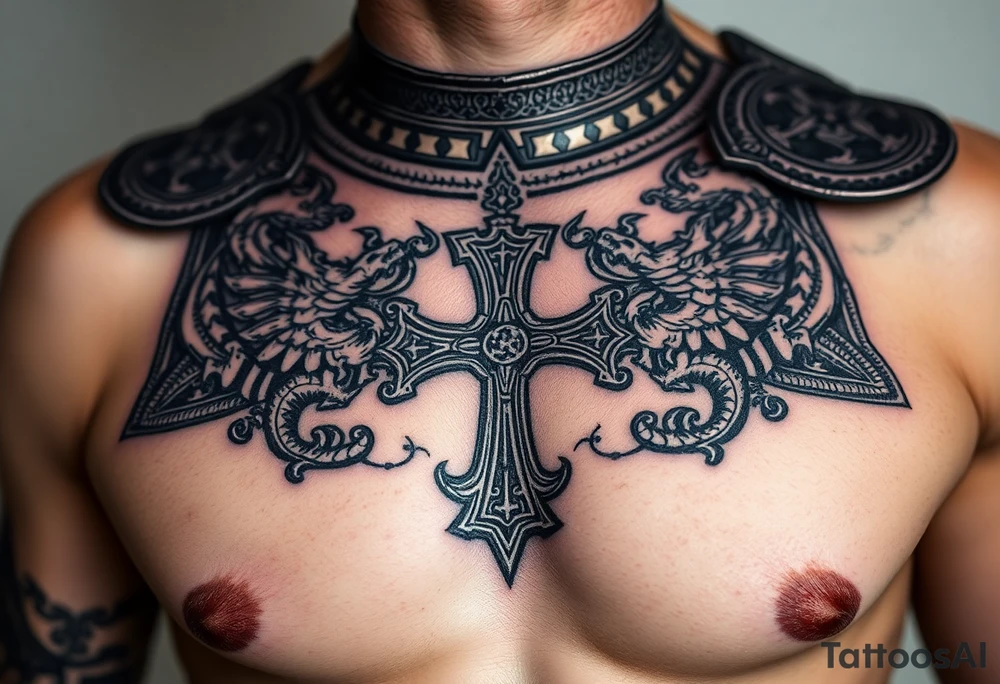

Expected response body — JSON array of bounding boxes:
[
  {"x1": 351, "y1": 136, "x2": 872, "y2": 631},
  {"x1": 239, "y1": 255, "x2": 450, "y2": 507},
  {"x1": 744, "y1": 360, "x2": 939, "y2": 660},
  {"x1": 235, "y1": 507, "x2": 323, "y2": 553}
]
[
  {"x1": 311, "y1": 1, "x2": 720, "y2": 197},
  {"x1": 355, "y1": 0, "x2": 659, "y2": 74}
]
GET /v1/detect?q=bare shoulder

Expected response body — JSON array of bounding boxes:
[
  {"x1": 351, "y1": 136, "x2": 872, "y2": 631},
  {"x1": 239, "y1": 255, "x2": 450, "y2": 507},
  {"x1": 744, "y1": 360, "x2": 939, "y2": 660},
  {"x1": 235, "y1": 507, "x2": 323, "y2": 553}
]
[
  {"x1": 911, "y1": 123, "x2": 1000, "y2": 661},
  {"x1": 4, "y1": 160, "x2": 182, "y2": 302},
  {"x1": 823, "y1": 120, "x2": 1000, "y2": 445},
  {"x1": 0, "y1": 160, "x2": 186, "y2": 462},
  {"x1": 945, "y1": 122, "x2": 1000, "y2": 209},
  {"x1": 918, "y1": 121, "x2": 1000, "y2": 443},
  {"x1": 910, "y1": 121, "x2": 1000, "y2": 308}
]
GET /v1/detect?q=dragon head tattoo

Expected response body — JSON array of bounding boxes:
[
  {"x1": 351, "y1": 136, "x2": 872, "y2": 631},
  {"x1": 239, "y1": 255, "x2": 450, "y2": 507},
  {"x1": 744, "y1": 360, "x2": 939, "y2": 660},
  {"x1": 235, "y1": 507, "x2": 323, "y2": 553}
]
[
  {"x1": 564, "y1": 149, "x2": 821, "y2": 463},
  {"x1": 224, "y1": 221, "x2": 436, "y2": 378},
  {"x1": 565, "y1": 149, "x2": 793, "y2": 379},
  {"x1": 181, "y1": 166, "x2": 439, "y2": 480}
]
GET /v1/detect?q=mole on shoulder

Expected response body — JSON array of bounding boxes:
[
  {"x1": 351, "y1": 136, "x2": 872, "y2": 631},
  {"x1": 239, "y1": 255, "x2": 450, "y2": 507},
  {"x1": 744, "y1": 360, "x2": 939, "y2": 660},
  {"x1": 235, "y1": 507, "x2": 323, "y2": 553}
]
[
  {"x1": 774, "y1": 565, "x2": 861, "y2": 642},
  {"x1": 182, "y1": 575, "x2": 262, "y2": 652}
]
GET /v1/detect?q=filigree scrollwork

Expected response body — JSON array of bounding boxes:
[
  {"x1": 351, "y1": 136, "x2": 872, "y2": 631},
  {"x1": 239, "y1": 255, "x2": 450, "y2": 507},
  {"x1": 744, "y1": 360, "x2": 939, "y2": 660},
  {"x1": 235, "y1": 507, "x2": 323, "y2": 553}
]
[
  {"x1": 566, "y1": 148, "x2": 815, "y2": 465},
  {"x1": 121, "y1": 151, "x2": 905, "y2": 586},
  {"x1": 178, "y1": 165, "x2": 440, "y2": 482}
]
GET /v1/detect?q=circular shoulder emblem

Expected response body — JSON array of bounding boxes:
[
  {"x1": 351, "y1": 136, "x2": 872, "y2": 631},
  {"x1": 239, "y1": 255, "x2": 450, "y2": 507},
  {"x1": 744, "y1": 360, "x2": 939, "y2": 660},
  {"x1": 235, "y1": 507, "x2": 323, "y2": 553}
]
[
  {"x1": 100, "y1": 64, "x2": 311, "y2": 228},
  {"x1": 710, "y1": 33, "x2": 956, "y2": 202}
]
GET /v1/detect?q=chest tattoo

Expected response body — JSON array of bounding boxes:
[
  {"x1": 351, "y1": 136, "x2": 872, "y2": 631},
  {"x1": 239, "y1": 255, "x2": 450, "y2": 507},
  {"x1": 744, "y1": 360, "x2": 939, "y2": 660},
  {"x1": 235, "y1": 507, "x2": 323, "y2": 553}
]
[
  {"x1": 99, "y1": 6, "x2": 937, "y2": 585},
  {"x1": 116, "y1": 150, "x2": 904, "y2": 584}
]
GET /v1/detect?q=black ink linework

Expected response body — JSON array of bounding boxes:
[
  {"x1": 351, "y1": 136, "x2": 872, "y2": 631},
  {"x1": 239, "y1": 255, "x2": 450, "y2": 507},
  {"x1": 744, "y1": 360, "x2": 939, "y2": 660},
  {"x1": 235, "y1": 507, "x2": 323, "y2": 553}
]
[
  {"x1": 309, "y1": 5, "x2": 721, "y2": 198},
  {"x1": 118, "y1": 151, "x2": 904, "y2": 585},
  {"x1": 711, "y1": 31, "x2": 956, "y2": 202},
  {"x1": 103, "y1": 2, "x2": 918, "y2": 586},
  {"x1": 0, "y1": 523, "x2": 156, "y2": 683},
  {"x1": 374, "y1": 158, "x2": 636, "y2": 584},
  {"x1": 566, "y1": 148, "x2": 906, "y2": 463}
]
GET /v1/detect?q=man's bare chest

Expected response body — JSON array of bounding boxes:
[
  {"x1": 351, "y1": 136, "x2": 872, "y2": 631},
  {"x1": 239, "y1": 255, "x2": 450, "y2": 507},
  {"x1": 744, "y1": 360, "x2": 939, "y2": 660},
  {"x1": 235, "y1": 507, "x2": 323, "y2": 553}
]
[
  {"x1": 91, "y1": 357, "x2": 968, "y2": 680},
  {"x1": 107, "y1": 140, "x2": 914, "y2": 571},
  {"x1": 86, "y1": 139, "x2": 977, "y2": 679}
]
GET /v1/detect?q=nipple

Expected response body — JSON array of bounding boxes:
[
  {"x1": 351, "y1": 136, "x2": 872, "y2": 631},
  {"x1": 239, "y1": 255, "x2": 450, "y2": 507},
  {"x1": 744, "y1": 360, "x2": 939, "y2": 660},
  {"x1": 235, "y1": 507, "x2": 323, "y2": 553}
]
[
  {"x1": 774, "y1": 565, "x2": 861, "y2": 642},
  {"x1": 183, "y1": 575, "x2": 262, "y2": 652}
]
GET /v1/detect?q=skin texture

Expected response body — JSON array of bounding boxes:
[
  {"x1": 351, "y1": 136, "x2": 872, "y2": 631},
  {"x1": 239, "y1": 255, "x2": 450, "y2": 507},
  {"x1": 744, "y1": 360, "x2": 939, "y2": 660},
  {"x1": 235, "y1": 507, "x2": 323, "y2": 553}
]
[
  {"x1": 102, "y1": 6, "x2": 917, "y2": 593},
  {"x1": 356, "y1": 0, "x2": 658, "y2": 73},
  {"x1": 1, "y1": 3, "x2": 999, "y2": 684}
]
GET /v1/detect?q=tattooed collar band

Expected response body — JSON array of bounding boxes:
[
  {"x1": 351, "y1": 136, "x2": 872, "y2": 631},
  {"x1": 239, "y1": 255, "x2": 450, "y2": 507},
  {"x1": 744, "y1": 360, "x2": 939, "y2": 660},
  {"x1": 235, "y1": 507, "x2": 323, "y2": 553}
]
[
  {"x1": 100, "y1": 4, "x2": 722, "y2": 221},
  {"x1": 308, "y1": 7, "x2": 717, "y2": 197},
  {"x1": 99, "y1": 5, "x2": 957, "y2": 225},
  {"x1": 94, "y1": 6, "x2": 940, "y2": 585}
]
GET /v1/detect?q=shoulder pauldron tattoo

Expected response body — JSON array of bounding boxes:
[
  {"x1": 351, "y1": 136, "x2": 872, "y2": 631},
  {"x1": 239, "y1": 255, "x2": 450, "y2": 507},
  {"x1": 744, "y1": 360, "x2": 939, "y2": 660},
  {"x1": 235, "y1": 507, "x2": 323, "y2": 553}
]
[
  {"x1": 711, "y1": 31, "x2": 956, "y2": 201},
  {"x1": 98, "y1": 6, "x2": 924, "y2": 585}
]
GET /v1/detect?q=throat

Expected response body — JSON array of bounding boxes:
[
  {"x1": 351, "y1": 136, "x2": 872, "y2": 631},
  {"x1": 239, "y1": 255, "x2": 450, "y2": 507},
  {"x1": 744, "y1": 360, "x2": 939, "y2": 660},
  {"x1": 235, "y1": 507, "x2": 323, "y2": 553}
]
[
  {"x1": 356, "y1": 0, "x2": 659, "y2": 74},
  {"x1": 306, "y1": 1, "x2": 723, "y2": 197}
]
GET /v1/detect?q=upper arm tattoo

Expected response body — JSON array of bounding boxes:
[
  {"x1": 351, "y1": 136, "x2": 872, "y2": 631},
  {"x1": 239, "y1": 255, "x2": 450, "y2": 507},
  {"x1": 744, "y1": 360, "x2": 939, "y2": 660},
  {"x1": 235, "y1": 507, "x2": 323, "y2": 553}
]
[
  {"x1": 99, "y1": 5, "x2": 943, "y2": 586},
  {"x1": 0, "y1": 523, "x2": 156, "y2": 683}
]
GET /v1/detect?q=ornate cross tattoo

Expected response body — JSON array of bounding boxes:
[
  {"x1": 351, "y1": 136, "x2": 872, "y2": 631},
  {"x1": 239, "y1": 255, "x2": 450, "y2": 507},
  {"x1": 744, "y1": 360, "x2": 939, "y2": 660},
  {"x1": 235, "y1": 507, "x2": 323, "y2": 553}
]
[
  {"x1": 120, "y1": 150, "x2": 906, "y2": 585},
  {"x1": 107, "y1": 6, "x2": 918, "y2": 585},
  {"x1": 376, "y1": 160, "x2": 634, "y2": 583}
]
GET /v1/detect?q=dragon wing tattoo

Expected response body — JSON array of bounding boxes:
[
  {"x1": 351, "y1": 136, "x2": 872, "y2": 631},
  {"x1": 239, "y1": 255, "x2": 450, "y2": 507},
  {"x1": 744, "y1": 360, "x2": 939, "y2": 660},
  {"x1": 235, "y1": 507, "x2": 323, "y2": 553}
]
[
  {"x1": 568, "y1": 148, "x2": 903, "y2": 465},
  {"x1": 99, "y1": 9, "x2": 913, "y2": 583},
  {"x1": 177, "y1": 166, "x2": 439, "y2": 482},
  {"x1": 89, "y1": 0, "x2": 932, "y2": 591},
  {"x1": 119, "y1": 148, "x2": 905, "y2": 584}
]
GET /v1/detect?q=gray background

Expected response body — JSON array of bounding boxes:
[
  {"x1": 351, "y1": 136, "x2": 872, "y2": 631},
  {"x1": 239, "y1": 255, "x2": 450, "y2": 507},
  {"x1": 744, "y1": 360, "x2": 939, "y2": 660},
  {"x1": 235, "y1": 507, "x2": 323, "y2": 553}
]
[{"x1": 2, "y1": 1, "x2": 998, "y2": 682}]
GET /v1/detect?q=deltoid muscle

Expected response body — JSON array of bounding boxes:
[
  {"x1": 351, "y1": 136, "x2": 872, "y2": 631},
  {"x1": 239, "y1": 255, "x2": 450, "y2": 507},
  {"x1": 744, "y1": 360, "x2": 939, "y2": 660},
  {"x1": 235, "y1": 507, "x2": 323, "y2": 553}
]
[{"x1": 101, "y1": 6, "x2": 922, "y2": 585}]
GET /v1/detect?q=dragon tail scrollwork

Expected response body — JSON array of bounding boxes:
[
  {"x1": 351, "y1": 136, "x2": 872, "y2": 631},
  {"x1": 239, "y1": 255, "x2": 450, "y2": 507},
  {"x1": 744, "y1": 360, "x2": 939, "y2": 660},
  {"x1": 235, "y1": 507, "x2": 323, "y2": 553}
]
[
  {"x1": 577, "y1": 353, "x2": 747, "y2": 465},
  {"x1": 261, "y1": 373, "x2": 375, "y2": 483},
  {"x1": 226, "y1": 370, "x2": 432, "y2": 483}
]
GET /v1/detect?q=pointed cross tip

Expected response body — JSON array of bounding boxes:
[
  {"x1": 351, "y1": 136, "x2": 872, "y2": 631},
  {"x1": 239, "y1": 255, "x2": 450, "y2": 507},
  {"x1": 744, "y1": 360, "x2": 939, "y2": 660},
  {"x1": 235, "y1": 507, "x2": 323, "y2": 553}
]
[{"x1": 498, "y1": 556, "x2": 521, "y2": 588}]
